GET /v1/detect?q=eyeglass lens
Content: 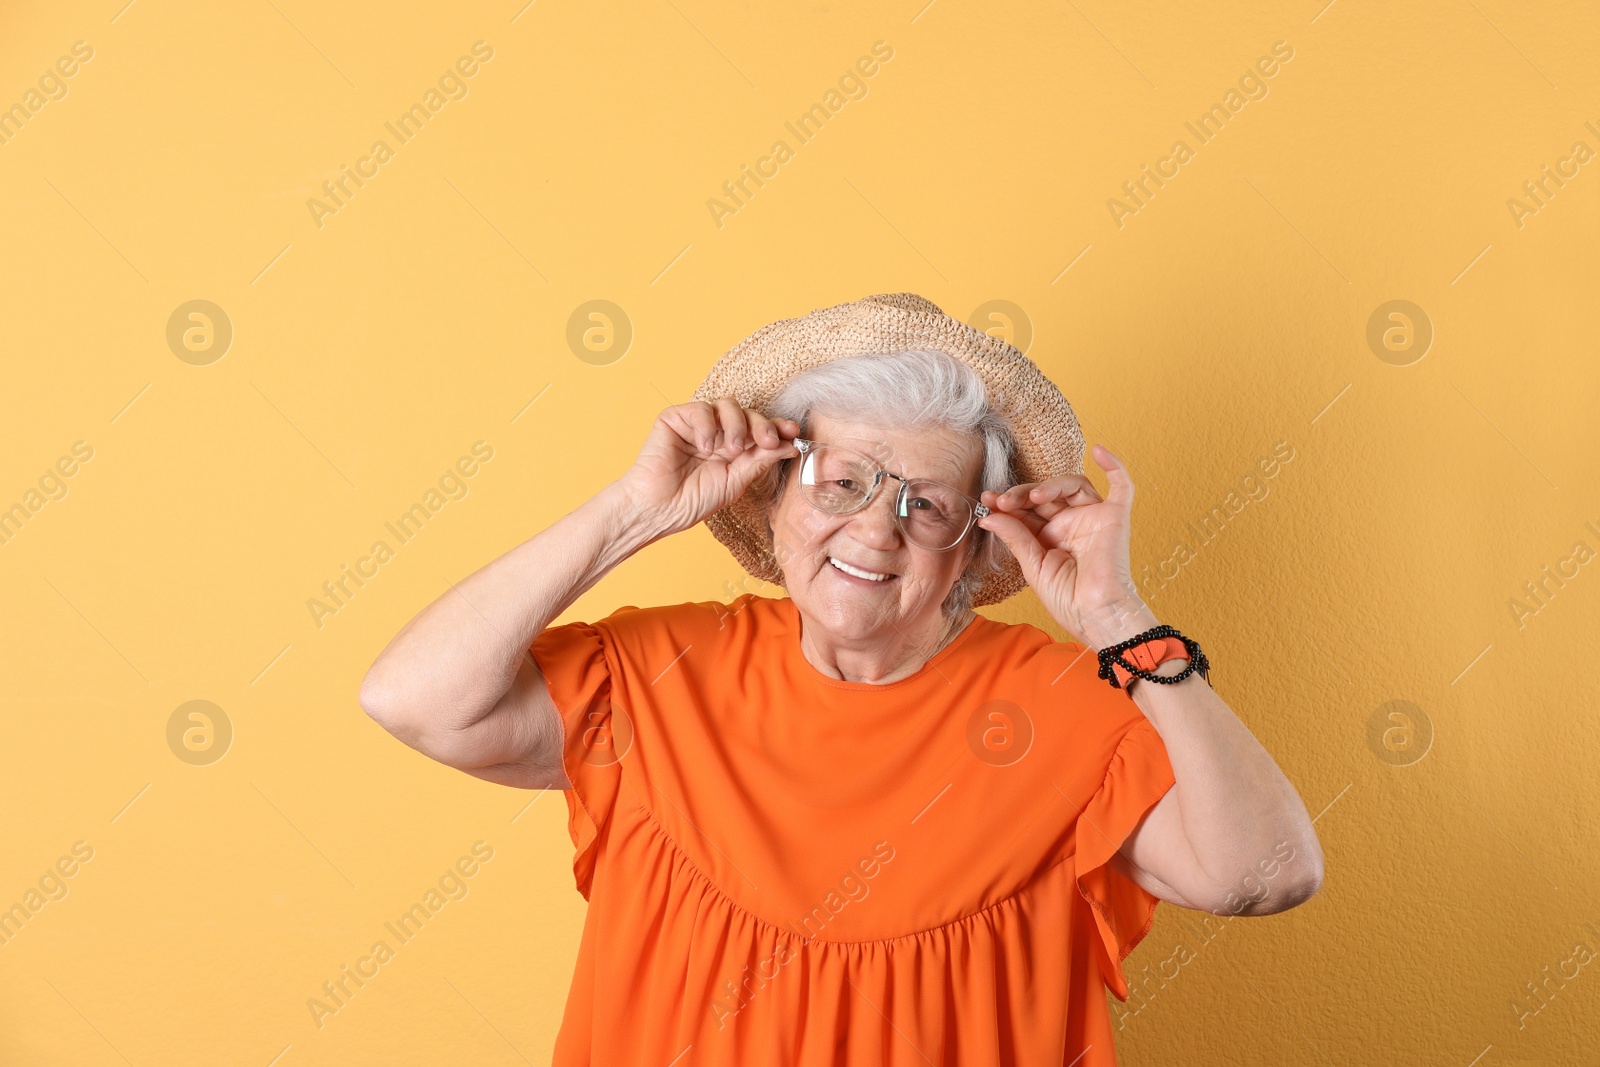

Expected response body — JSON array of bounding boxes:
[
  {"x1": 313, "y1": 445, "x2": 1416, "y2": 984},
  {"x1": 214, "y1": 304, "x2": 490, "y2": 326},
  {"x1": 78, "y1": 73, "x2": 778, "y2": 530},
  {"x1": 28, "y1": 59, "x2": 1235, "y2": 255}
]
[{"x1": 798, "y1": 445, "x2": 974, "y2": 550}]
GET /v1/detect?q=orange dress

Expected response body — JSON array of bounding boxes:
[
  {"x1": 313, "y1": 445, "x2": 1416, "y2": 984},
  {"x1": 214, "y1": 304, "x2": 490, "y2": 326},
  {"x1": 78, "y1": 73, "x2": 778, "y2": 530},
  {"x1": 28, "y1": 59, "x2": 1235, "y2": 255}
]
[{"x1": 529, "y1": 593, "x2": 1176, "y2": 1066}]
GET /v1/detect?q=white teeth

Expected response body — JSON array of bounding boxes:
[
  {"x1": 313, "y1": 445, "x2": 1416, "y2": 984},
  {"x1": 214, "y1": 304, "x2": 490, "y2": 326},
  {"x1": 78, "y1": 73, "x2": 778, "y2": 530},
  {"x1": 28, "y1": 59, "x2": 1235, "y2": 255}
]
[{"x1": 829, "y1": 557, "x2": 892, "y2": 582}]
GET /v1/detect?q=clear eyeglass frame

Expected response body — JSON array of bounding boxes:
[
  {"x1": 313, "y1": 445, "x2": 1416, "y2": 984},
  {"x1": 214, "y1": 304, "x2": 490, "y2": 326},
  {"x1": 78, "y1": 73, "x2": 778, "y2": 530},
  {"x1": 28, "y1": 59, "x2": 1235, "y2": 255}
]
[{"x1": 789, "y1": 437, "x2": 992, "y2": 552}]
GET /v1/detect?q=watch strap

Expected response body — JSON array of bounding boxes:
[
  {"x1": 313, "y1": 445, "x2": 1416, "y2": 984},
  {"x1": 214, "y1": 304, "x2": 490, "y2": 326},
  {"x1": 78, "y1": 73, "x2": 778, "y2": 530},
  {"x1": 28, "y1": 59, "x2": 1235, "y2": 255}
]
[{"x1": 1110, "y1": 635, "x2": 1190, "y2": 690}]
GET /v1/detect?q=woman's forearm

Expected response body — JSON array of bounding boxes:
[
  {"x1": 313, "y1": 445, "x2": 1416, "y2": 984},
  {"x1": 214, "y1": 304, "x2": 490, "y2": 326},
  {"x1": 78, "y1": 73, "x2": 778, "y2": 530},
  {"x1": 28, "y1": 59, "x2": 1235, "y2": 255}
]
[
  {"x1": 1083, "y1": 600, "x2": 1325, "y2": 909},
  {"x1": 358, "y1": 479, "x2": 664, "y2": 733},
  {"x1": 1136, "y1": 670, "x2": 1323, "y2": 901}
]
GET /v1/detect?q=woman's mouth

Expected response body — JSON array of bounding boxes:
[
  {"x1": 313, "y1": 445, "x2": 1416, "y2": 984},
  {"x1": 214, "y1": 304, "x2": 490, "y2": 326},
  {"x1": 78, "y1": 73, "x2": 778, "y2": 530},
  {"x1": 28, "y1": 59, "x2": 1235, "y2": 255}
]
[{"x1": 828, "y1": 556, "x2": 897, "y2": 585}]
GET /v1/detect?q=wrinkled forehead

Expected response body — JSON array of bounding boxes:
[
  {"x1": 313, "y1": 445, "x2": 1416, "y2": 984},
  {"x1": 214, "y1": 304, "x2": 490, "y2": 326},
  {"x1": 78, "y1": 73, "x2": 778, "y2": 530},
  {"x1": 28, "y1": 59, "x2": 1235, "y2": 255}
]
[{"x1": 813, "y1": 414, "x2": 982, "y2": 487}]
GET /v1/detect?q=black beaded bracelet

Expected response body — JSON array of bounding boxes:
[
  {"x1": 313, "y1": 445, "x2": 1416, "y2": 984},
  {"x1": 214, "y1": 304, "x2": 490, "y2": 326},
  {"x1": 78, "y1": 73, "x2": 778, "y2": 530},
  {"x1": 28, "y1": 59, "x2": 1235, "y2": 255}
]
[{"x1": 1095, "y1": 624, "x2": 1211, "y2": 692}]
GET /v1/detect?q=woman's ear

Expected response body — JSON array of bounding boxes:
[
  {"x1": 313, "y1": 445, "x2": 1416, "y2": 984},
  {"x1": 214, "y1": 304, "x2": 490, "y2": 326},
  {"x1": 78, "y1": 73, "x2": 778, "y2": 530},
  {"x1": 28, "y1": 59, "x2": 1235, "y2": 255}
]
[{"x1": 760, "y1": 506, "x2": 783, "y2": 584}]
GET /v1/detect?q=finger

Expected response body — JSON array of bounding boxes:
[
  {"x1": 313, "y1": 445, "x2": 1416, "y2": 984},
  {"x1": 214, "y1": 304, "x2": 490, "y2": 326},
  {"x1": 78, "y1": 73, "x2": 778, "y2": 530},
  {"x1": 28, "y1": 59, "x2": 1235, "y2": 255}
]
[
  {"x1": 674, "y1": 402, "x2": 720, "y2": 455},
  {"x1": 729, "y1": 440, "x2": 797, "y2": 485},
  {"x1": 746, "y1": 408, "x2": 778, "y2": 449},
  {"x1": 976, "y1": 510, "x2": 1046, "y2": 578},
  {"x1": 984, "y1": 498, "x2": 1048, "y2": 537},
  {"x1": 726, "y1": 420, "x2": 802, "y2": 485},
  {"x1": 985, "y1": 475, "x2": 1104, "y2": 527},
  {"x1": 1090, "y1": 443, "x2": 1136, "y2": 507},
  {"x1": 1026, "y1": 476, "x2": 1103, "y2": 509},
  {"x1": 710, "y1": 396, "x2": 747, "y2": 453},
  {"x1": 745, "y1": 407, "x2": 793, "y2": 451},
  {"x1": 984, "y1": 482, "x2": 1041, "y2": 511},
  {"x1": 986, "y1": 476, "x2": 1094, "y2": 512}
]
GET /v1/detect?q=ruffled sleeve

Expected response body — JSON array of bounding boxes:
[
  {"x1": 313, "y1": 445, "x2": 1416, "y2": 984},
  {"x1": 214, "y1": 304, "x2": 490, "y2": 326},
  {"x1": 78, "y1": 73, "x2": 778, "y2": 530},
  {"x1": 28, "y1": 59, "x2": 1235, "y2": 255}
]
[
  {"x1": 528, "y1": 613, "x2": 632, "y2": 901},
  {"x1": 1073, "y1": 715, "x2": 1176, "y2": 1000}
]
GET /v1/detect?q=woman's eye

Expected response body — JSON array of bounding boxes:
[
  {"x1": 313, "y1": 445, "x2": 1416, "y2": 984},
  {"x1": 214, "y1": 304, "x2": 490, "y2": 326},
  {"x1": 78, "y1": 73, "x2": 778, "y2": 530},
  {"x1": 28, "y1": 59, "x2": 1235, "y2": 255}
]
[{"x1": 909, "y1": 497, "x2": 933, "y2": 511}]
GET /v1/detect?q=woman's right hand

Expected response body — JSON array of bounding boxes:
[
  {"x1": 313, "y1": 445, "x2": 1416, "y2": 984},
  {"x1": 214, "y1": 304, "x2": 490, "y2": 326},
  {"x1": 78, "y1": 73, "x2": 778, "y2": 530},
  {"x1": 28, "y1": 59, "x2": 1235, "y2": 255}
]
[{"x1": 615, "y1": 397, "x2": 800, "y2": 537}]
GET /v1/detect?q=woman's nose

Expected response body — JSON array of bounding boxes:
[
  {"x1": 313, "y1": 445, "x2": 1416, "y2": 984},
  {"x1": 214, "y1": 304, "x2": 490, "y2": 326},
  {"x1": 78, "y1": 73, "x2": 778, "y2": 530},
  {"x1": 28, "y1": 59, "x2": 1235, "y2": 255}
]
[{"x1": 848, "y1": 482, "x2": 903, "y2": 548}]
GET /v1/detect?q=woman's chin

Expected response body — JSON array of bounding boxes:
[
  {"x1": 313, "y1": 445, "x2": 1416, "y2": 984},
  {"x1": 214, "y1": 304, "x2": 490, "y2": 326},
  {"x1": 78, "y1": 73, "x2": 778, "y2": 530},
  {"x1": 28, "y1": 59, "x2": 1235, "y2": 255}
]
[{"x1": 805, "y1": 591, "x2": 908, "y2": 633}]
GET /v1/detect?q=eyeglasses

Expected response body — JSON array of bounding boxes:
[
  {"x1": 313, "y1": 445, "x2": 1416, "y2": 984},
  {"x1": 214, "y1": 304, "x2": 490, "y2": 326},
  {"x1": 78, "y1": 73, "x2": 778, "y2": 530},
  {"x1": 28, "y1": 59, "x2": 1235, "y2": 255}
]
[{"x1": 789, "y1": 438, "x2": 991, "y2": 551}]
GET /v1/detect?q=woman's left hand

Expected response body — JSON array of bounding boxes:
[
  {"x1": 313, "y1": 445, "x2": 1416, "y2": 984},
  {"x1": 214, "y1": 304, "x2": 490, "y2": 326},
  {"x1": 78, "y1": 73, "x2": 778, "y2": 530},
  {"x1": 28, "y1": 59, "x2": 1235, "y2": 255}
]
[{"x1": 976, "y1": 443, "x2": 1153, "y2": 648}]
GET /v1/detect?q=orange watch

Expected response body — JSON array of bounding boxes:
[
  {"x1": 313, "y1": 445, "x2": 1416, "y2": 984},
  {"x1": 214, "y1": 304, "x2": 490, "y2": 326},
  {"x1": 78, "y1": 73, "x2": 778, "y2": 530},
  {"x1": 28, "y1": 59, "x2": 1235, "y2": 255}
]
[{"x1": 1108, "y1": 636, "x2": 1190, "y2": 690}]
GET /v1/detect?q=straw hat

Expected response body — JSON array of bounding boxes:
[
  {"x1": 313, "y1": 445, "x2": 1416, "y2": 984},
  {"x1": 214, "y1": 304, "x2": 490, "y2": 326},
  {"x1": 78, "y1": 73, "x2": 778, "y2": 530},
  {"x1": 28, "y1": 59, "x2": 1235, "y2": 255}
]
[{"x1": 690, "y1": 292, "x2": 1086, "y2": 607}]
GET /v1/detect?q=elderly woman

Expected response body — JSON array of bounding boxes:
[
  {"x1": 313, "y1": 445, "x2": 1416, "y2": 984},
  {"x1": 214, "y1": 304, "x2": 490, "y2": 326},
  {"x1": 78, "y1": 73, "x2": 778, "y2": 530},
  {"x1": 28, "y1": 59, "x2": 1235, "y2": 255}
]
[{"x1": 360, "y1": 294, "x2": 1324, "y2": 1066}]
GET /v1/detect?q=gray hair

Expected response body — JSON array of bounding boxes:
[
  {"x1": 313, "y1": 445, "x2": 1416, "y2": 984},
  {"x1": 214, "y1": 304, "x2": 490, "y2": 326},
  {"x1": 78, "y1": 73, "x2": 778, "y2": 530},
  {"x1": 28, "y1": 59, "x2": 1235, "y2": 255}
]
[{"x1": 756, "y1": 349, "x2": 1017, "y2": 616}]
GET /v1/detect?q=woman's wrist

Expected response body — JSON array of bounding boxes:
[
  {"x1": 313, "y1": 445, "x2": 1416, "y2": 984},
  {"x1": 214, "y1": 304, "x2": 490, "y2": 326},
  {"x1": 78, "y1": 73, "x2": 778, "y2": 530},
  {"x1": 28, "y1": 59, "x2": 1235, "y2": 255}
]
[
  {"x1": 592, "y1": 479, "x2": 682, "y2": 558},
  {"x1": 1077, "y1": 597, "x2": 1162, "y2": 650}
]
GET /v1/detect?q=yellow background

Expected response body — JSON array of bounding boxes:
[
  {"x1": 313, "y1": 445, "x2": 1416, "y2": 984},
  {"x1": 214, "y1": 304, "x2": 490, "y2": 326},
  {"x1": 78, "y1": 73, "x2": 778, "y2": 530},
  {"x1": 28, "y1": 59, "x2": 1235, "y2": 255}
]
[{"x1": 2, "y1": 0, "x2": 1597, "y2": 1063}]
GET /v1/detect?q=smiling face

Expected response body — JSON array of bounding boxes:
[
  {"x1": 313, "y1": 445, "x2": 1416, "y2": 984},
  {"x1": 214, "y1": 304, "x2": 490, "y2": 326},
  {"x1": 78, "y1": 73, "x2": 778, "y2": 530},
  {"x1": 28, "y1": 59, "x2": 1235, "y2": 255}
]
[{"x1": 767, "y1": 411, "x2": 986, "y2": 645}]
